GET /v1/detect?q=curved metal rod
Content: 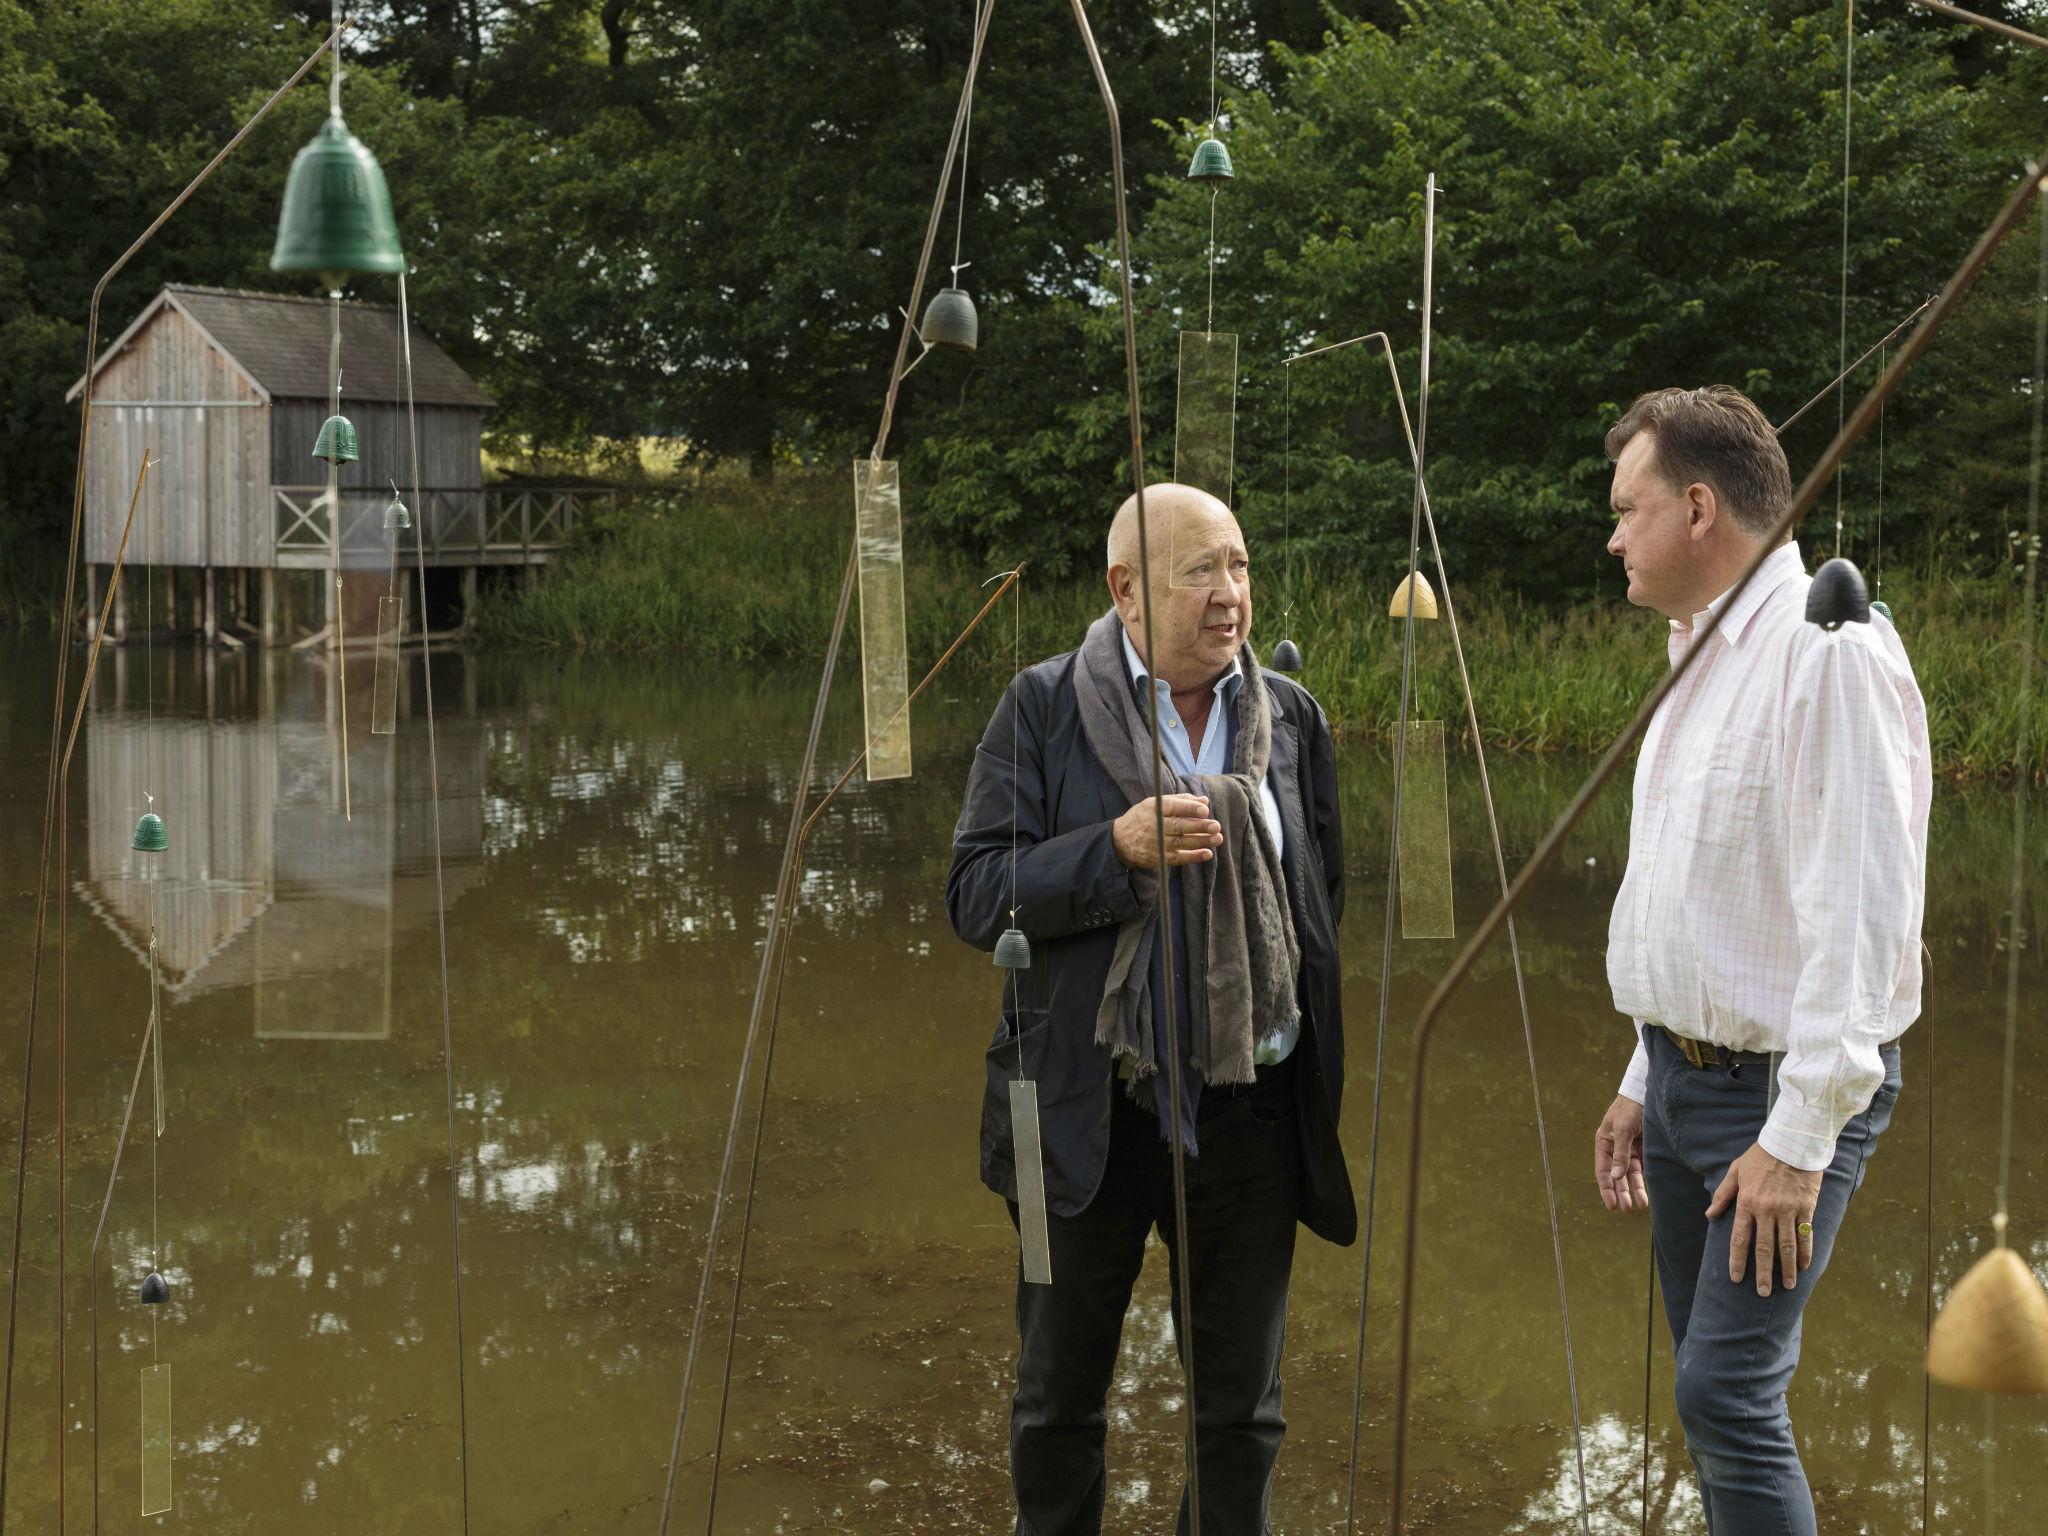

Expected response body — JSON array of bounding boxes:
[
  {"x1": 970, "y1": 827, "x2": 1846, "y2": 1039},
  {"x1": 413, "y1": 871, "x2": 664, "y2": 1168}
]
[
  {"x1": 1345, "y1": 181, "x2": 1436, "y2": 1536},
  {"x1": 702, "y1": 565, "x2": 1022, "y2": 1532},
  {"x1": 653, "y1": 6, "x2": 995, "y2": 1528},
  {"x1": 1339, "y1": 330, "x2": 1595, "y2": 1533},
  {"x1": 1, "y1": 22, "x2": 350, "y2": 1525},
  {"x1": 1386, "y1": 154, "x2": 2048, "y2": 1531},
  {"x1": 1068, "y1": 3, "x2": 1203, "y2": 1521},
  {"x1": 1906, "y1": 0, "x2": 2048, "y2": 52}
]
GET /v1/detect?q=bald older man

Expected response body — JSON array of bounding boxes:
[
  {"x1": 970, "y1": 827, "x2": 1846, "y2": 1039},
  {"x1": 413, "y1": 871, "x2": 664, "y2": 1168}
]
[{"x1": 948, "y1": 484, "x2": 1356, "y2": 1535}]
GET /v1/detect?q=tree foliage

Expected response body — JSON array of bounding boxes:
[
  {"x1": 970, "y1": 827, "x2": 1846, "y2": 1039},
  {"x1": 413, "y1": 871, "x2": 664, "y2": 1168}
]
[{"x1": 2, "y1": 0, "x2": 2043, "y2": 616}]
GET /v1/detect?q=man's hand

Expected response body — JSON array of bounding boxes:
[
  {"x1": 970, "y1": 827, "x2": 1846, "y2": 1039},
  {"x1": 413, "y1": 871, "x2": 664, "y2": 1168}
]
[
  {"x1": 1707, "y1": 1143, "x2": 1824, "y2": 1297},
  {"x1": 1112, "y1": 794, "x2": 1221, "y2": 869},
  {"x1": 1595, "y1": 1096, "x2": 1649, "y2": 1213}
]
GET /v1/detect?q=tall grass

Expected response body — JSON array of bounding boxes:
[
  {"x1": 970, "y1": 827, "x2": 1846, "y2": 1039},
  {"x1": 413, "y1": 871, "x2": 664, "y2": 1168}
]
[{"x1": 477, "y1": 472, "x2": 2048, "y2": 781}]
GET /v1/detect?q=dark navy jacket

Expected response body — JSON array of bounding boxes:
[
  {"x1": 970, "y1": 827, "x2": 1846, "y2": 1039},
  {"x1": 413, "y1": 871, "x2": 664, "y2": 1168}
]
[{"x1": 946, "y1": 647, "x2": 1358, "y2": 1246}]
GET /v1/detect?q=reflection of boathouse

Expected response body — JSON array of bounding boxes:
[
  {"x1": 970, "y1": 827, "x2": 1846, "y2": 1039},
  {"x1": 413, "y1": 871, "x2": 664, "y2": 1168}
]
[
  {"x1": 66, "y1": 285, "x2": 612, "y2": 643},
  {"x1": 77, "y1": 654, "x2": 484, "y2": 1039}
]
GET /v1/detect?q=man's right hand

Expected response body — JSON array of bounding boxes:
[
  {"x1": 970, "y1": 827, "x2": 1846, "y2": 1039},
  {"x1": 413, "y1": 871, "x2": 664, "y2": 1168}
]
[
  {"x1": 1112, "y1": 794, "x2": 1221, "y2": 869},
  {"x1": 1595, "y1": 1095, "x2": 1649, "y2": 1213}
]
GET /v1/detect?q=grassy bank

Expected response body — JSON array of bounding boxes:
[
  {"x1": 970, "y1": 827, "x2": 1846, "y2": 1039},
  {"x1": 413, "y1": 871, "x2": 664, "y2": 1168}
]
[{"x1": 476, "y1": 474, "x2": 2048, "y2": 781}]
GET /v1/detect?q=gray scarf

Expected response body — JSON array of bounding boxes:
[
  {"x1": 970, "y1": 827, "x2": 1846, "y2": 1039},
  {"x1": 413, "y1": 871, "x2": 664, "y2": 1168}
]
[{"x1": 1073, "y1": 609, "x2": 1300, "y2": 1090}]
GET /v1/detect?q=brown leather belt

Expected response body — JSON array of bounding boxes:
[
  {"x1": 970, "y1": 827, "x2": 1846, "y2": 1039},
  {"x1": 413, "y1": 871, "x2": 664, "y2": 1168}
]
[{"x1": 1655, "y1": 1026, "x2": 1774, "y2": 1071}]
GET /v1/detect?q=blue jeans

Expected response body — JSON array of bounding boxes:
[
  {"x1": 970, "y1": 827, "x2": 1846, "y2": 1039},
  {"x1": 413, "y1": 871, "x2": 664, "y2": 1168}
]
[{"x1": 1639, "y1": 1025, "x2": 1901, "y2": 1535}]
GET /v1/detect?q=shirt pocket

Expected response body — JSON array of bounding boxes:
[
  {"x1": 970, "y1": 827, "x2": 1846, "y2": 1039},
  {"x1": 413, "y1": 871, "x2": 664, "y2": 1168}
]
[{"x1": 1672, "y1": 730, "x2": 1772, "y2": 852}]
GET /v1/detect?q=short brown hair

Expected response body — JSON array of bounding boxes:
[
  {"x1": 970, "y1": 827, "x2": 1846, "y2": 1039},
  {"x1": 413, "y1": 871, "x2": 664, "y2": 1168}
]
[{"x1": 1604, "y1": 385, "x2": 1791, "y2": 540}]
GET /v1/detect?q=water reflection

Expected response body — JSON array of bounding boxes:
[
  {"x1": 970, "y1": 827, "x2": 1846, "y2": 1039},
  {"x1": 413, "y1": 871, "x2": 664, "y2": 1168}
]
[{"x1": 0, "y1": 641, "x2": 2038, "y2": 1531}]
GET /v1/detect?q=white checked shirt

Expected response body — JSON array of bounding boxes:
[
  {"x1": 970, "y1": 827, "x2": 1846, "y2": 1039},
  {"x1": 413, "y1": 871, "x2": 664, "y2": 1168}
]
[{"x1": 1609, "y1": 541, "x2": 1931, "y2": 1171}]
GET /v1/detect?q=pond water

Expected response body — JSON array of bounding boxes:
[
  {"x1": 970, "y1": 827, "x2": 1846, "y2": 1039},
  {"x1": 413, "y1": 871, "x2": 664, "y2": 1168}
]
[{"x1": 0, "y1": 636, "x2": 2041, "y2": 1533}]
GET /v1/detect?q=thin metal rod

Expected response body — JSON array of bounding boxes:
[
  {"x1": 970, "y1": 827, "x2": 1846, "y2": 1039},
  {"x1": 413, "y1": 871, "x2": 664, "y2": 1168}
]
[
  {"x1": 1907, "y1": 0, "x2": 2048, "y2": 51},
  {"x1": 1386, "y1": 148, "x2": 2048, "y2": 1534},
  {"x1": 1, "y1": 26, "x2": 349, "y2": 1523},
  {"x1": 1069, "y1": 3, "x2": 1200, "y2": 1523},
  {"x1": 1921, "y1": 947, "x2": 1936, "y2": 1536},
  {"x1": 1834, "y1": 0, "x2": 1855, "y2": 559},
  {"x1": 1355, "y1": 332, "x2": 1592, "y2": 1532},
  {"x1": 702, "y1": 566, "x2": 1022, "y2": 1532},
  {"x1": 1775, "y1": 295, "x2": 1935, "y2": 436},
  {"x1": 88, "y1": 996, "x2": 162, "y2": 1534},
  {"x1": 1346, "y1": 179, "x2": 1436, "y2": 1536},
  {"x1": 1993, "y1": 190, "x2": 2044, "y2": 1239},
  {"x1": 1640, "y1": 1228, "x2": 1654, "y2": 1535},
  {"x1": 399, "y1": 272, "x2": 471, "y2": 1534},
  {"x1": 330, "y1": 288, "x2": 352, "y2": 821},
  {"x1": 654, "y1": 7, "x2": 995, "y2": 1528}
]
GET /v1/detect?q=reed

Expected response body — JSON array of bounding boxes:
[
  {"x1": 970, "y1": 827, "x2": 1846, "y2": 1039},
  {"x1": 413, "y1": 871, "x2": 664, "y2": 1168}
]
[{"x1": 476, "y1": 476, "x2": 2048, "y2": 781}]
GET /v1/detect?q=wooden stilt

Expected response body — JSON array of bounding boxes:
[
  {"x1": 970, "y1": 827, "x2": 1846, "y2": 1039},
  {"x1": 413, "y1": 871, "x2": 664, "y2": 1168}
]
[
  {"x1": 204, "y1": 567, "x2": 218, "y2": 645},
  {"x1": 261, "y1": 567, "x2": 277, "y2": 644},
  {"x1": 462, "y1": 566, "x2": 478, "y2": 632},
  {"x1": 85, "y1": 564, "x2": 100, "y2": 642}
]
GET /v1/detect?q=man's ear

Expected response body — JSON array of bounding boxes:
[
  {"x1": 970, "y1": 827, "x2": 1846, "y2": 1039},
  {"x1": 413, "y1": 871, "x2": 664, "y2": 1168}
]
[
  {"x1": 1686, "y1": 481, "x2": 1719, "y2": 542},
  {"x1": 1107, "y1": 562, "x2": 1135, "y2": 613}
]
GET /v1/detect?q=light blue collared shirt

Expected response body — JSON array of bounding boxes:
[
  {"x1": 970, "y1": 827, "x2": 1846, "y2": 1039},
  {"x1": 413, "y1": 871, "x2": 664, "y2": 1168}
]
[{"x1": 1119, "y1": 630, "x2": 1298, "y2": 1066}]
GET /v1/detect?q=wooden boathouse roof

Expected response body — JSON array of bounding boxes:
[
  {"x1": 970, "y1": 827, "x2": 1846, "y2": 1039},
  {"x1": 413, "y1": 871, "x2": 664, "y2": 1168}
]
[{"x1": 67, "y1": 284, "x2": 494, "y2": 409}]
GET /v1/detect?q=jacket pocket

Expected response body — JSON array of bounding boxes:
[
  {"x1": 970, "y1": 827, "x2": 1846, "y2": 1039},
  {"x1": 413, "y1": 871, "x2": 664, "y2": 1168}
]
[{"x1": 987, "y1": 1008, "x2": 1051, "y2": 1082}]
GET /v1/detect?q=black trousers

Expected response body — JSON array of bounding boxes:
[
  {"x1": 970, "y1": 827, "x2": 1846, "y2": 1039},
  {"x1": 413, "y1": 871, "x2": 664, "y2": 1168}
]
[{"x1": 1007, "y1": 1055, "x2": 1303, "y2": 1536}]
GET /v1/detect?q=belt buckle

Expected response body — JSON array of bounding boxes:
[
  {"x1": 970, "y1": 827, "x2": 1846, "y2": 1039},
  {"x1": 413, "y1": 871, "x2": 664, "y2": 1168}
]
[{"x1": 1677, "y1": 1034, "x2": 1706, "y2": 1070}]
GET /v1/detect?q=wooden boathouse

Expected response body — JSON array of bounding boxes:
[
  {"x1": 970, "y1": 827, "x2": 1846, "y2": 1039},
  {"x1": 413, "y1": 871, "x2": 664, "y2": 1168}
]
[{"x1": 66, "y1": 284, "x2": 607, "y2": 644}]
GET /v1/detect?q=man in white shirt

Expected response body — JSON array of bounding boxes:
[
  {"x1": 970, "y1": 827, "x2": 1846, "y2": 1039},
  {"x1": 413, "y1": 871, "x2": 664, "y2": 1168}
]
[{"x1": 1591, "y1": 386, "x2": 1931, "y2": 1535}]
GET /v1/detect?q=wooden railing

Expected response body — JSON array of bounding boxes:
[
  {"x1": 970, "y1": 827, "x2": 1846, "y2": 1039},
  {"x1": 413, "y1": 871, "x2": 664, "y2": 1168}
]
[{"x1": 272, "y1": 486, "x2": 613, "y2": 564}]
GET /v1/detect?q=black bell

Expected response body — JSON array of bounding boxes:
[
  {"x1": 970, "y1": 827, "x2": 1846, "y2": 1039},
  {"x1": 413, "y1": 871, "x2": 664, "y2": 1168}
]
[
  {"x1": 140, "y1": 1272, "x2": 169, "y2": 1305},
  {"x1": 1269, "y1": 639, "x2": 1302, "y2": 674},
  {"x1": 1805, "y1": 557, "x2": 1870, "y2": 631}
]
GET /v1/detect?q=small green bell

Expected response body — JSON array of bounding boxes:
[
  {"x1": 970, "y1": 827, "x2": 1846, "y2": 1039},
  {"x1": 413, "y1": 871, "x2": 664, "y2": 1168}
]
[
  {"x1": 1870, "y1": 598, "x2": 1893, "y2": 622},
  {"x1": 994, "y1": 927, "x2": 1032, "y2": 970},
  {"x1": 384, "y1": 495, "x2": 411, "y2": 532},
  {"x1": 313, "y1": 414, "x2": 359, "y2": 465},
  {"x1": 271, "y1": 116, "x2": 407, "y2": 281},
  {"x1": 140, "y1": 1272, "x2": 169, "y2": 1305},
  {"x1": 1269, "y1": 639, "x2": 1302, "y2": 674},
  {"x1": 1187, "y1": 138, "x2": 1234, "y2": 184},
  {"x1": 1805, "y1": 557, "x2": 1870, "y2": 631},
  {"x1": 919, "y1": 287, "x2": 979, "y2": 353},
  {"x1": 131, "y1": 813, "x2": 168, "y2": 853}
]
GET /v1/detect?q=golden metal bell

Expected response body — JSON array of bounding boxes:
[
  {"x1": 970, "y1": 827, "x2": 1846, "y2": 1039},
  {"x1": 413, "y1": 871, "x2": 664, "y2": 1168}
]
[
  {"x1": 1926, "y1": 1246, "x2": 2048, "y2": 1395},
  {"x1": 1387, "y1": 571, "x2": 1439, "y2": 620}
]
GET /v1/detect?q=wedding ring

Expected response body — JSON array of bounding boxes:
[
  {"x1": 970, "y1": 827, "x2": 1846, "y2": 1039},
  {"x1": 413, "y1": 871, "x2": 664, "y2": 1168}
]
[{"x1": 1796, "y1": 1221, "x2": 1814, "y2": 1238}]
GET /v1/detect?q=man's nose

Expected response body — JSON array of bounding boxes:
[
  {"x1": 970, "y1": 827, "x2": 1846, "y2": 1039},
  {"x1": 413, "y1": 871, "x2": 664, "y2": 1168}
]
[{"x1": 1606, "y1": 522, "x2": 1625, "y2": 557}]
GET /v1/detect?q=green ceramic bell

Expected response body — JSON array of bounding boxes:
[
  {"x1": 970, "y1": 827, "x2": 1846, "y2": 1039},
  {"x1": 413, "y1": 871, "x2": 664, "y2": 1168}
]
[
  {"x1": 1805, "y1": 557, "x2": 1870, "y2": 631},
  {"x1": 1269, "y1": 639, "x2": 1302, "y2": 674},
  {"x1": 313, "y1": 414, "x2": 359, "y2": 465},
  {"x1": 384, "y1": 494, "x2": 411, "y2": 532},
  {"x1": 994, "y1": 927, "x2": 1032, "y2": 969},
  {"x1": 140, "y1": 1272, "x2": 169, "y2": 1305},
  {"x1": 132, "y1": 813, "x2": 168, "y2": 853},
  {"x1": 1187, "y1": 138, "x2": 1234, "y2": 184},
  {"x1": 1870, "y1": 598, "x2": 1893, "y2": 622},
  {"x1": 271, "y1": 116, "x2": 406, "y2": 281},
  {"x1": 919, "y1": 287, "x2": 979, "y2": 353}
]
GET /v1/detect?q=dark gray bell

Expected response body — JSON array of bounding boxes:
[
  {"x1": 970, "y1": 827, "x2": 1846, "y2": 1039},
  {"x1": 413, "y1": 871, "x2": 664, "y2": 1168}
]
[
  {"x1": 1805, "y1": 557, "x2": 1870, "y2": 631},
  {"x1": 993, "y1": 927, "x2": 1031, "y2": 969},
  {"x1": 140, "y1": 1272, "x2": 169, "y2": 1304},
  {"x1": 919, "y1": 287, "x2": 978, "y2": 353},
  {"x1": 1269, "y1": 639, "x2": 1302, "y2": 674}
]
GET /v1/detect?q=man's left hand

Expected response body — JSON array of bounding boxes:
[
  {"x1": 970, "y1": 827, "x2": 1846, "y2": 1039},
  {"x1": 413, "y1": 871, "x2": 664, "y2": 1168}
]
[{"x1": 1706, "y1": 1143, "x2": 1824, "y2": 1297}]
